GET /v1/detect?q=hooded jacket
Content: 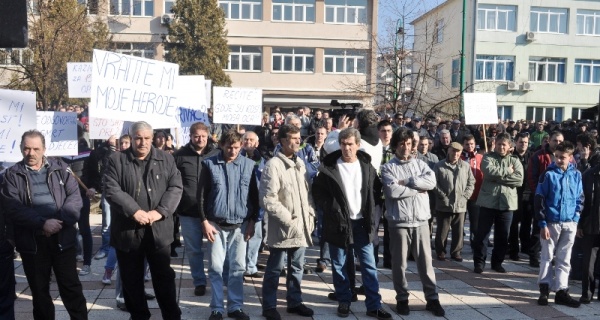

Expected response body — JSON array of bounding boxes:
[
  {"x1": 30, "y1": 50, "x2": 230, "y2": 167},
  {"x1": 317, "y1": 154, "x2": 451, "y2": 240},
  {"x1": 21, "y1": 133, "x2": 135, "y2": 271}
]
[
  {"x1": 534, "y1": 162, "x2": 583, "y2": 228},
  {"x1": 324, "y1": 125, "x2": 383, "y2": 172}
]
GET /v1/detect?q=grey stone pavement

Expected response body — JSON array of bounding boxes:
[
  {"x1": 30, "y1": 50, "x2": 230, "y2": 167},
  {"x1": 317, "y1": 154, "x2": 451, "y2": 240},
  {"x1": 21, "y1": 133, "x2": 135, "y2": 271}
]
[{"x1": 12, "y1": 213, "x2": 600, "y2": 319}]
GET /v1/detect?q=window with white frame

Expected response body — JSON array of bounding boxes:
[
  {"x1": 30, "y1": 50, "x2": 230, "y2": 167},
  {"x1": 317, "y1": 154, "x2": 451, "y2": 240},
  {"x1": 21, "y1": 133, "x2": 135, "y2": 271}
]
[
  {"x1": 497, "y1": 105, "x2": 512, "y2": 121},
  {"x1": 475, "y1": 55, "x2": 514, "y2": 81},
  {"x1": 528, "y1": 57, "x2": 566, "y2": 83},
  {"x1": 324, "y1": 0, "x2": 367, "y2": 24},
  {"x1": 572, "y1": 107, "x2": 584, "y2": 120},
  {"x1": 477, "y1": 4, "x2": 516, "y2": 31},
  {"x1": 272, "y1": 47, "x2": 314, "y2": 72},
  {"x1": 0, "y1": 49, "x2": 33, "y2": 66},
  {"x1": 577, "y1": 9, "x2": 600, "y2": 35},
  {"x1": 434, "y1": 64, "x2": 443, "y2": 88},
  {"x1": 451, "y1": 58, "x2": 459, "y2": 88},
  {"x1": 219, "y1": 0, "x2": 262, "y2": 20},
  {"x1": 574, "y1": 59, "x2": 600, "y2": 84},
  {"x1": 115, "y1": 43, "x2": 155, "y2": 59},
  {"x1": 110, "y1": 0, "x2": 154, "y2": 16},
  {"x1": 324, "y1": 49, "x2": 366, "y2": 74},
  {"x1": 165, "y1": 0, "x2": 175, "y2": 13},
  {"x1": 77, "y1": 0, "x2": 99, "y2": 14},
  {"x1": 434, "y1": 19, "x2": 444, "y2": 43},
  {"x1": 530, "y1": 7, "x2": 568, "y2": 34},
  {"x1": 526, "y1": 106, "x2": 563, "y2": 122},
  {"x1": 272, "y1": 0, "x2": 315, "y2": 22},
  {"x1": 227, "y1": 46, "x2": 262, "y2": 71}
]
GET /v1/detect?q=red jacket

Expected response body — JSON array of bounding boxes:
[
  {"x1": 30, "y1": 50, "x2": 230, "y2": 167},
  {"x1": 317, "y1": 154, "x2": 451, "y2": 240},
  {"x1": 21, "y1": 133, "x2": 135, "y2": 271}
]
[
  {"x1": 461, "y1": 151, "x2": 483, "y2": 200},
  {"x1": 528, "y1": 145, "x2": 576, "y2": 193}
]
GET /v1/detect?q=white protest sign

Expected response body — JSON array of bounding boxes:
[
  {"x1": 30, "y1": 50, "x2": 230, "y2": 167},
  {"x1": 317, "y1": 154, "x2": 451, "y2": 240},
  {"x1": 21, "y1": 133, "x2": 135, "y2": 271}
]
[
  {"x1": 463, "y1": 92, "x2": 498, "y2": 125},
  {"x1": 36, "y1": 111, "x2": 78, "y2": 156},
  {"x1": 67, "y1": 62, "x2": 92, "y2": 98},
  {"x1": 175, "y1": 75, "x2": 210, "y2": 145},
  {"x1": 0, "y1": 89, "x2": 37, "y2": 162},
  {"x1": 88, "y1": 117, "x2": 134, "y2": 140},
  {"x1": 90, "y1": 49, "x2": 180, "y2": 128},
  {"x1": 205, "y1": 80, "x2": 212, "y2": 108},
  {"x1": 212, "y1": 87, "x2": 262, "y2": 125}
]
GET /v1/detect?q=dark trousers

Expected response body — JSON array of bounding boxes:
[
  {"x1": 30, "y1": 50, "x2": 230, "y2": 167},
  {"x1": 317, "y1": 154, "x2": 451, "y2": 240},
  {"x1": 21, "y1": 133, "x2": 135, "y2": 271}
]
[
  {"x1": 382, "y1": 217, "x2": 391, "y2": 267},
  {"x1": 0, "y1": 239, "x2": 15, "y2": 320},
  {"x1": 116, "y1": 231, "x2": 181, "y2": 320},
  {"x1": 467, "y1": 200, "x2": 480, "y2": 248},
  {"x1": 20, "y1": 236, "x2": 87, "y2": 320},
  {"x1": 472, "y1": 208, "x2": 513, "y2": 269},
  {"x1": 172, "y1": 213, "x2": 181, "y2": 248},
  {"x1": 581, "y1": 234, "x2": 600, "y2": 299},
  {"x1": 508, "y1": 196, "x2": 530, "y2": 256},
  {"x1": 435, "y1": 211, "x2": 465, "y2": 257},
  {"x1": 78, "y1": 196, "x2": 93, "y2": 265}
]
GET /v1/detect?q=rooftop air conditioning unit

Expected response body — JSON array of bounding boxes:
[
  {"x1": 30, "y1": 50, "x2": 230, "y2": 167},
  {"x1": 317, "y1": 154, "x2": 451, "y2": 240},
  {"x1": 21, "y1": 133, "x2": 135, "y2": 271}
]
[
  {"x1": 522, "y1": 81, "x2": 533, "y2": 91},
  {"x1": 507, "y1": 81, "x2": 518, "y2": 91},
  {"x1": 161, "y1": 14, "x2": 174, "y2": 25},
  {"x1": 526, "y1": 31, "x2": 536, "y2": 42}
]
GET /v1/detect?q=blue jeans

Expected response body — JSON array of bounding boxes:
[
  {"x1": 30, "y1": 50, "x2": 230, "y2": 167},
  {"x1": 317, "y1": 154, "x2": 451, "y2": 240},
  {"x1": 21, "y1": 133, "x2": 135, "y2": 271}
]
[
  {"x1": 207, "y1": 222, "x2": 246, "y2": 313},
  {"x1": 179, "y1": 216, "x2": 207, "y2": 287},
  {"x1": 105, "y1": 246, "x2": 118, "y2": 271},
  {"x1": 100, "y1": 192, "x2": 111, "y2": 254},
  {"x1": 473, "y1": 207, "x2": 513, "y2": 269},
  {"x1": 262, "y1": 247, "x2": 305, "y2": 310},
  {"x1": 330, "y1": 219, "x2": 382, "y2": 311},
  {"x1": 246, "y1": 220, "x2": 262, "y2": 274}
]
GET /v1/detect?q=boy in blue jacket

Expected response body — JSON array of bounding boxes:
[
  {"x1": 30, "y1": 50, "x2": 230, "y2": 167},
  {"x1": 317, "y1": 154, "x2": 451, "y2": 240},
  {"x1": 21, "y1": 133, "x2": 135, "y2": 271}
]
[{"x1": 534, "y1": 141, "x2": 583, "y2": 307}]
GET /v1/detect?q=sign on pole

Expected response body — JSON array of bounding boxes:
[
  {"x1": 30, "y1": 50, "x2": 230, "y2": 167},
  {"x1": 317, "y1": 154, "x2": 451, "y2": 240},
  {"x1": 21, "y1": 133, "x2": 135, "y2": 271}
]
[
  {"x1": 67, "y1": 62, "x2": 92, "y2": 98},
  {"x1": 36, "y1": 111, "x2": 78, "y2": 156},
  {"x1": 88, "y1": 116, "x2": 134, "y2": 140},
  {"x1": 463, "y1": 92, "x2": 498, "y2": 125},
  {"x1": 0, "y1": 89, "x2": 37, "y2": 162},
  {"x1": 212, "y1": 87, "x2": 262, "y2": 126},
  {"x1": 175, "y1": 75, "x2": 209, "y2": 145}
]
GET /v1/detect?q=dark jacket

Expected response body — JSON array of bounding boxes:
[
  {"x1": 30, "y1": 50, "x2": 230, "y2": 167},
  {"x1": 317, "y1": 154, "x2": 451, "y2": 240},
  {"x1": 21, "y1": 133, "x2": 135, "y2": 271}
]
[
  {"x1": 84, "y1": 141, "x2": 116, "y2": 191},
  {"x1": 104, "y1": 147, "x2": 183, "y2": 252},
  {"x1": 1, "y1": 158, "x2": 82, "y2": 254},
  {"x1": 312, "y1": 150, "x2": 382, "y2": 248},
  {"x1": 578, "y1": 151, "x2": 600, "y2": 173},
  {"x1": 528, "y1": 145, "x2": 553, "y2": 193},
  {"x1": 173, "y1": 143, "x2": 218, "y2": 218},
  {"x1": 579, "y1": 164, "x2": 600, "y2": 235}
]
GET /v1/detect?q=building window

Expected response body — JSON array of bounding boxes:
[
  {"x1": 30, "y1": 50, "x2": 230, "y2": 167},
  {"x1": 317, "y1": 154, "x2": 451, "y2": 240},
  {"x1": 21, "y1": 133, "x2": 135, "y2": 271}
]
[
  {"x1": 434, "y1": 19, "x2": 444, "y2": 43},
  {"x1": 575, "y1": 59, "x2": 600, "y2": 84},
  {"x1": 528, "y1": 57, "x2": 565, "y2": 83},
  {"x1": 497, "y1": 105, "x2": 512, "y2": 121},
  {"x1": 477, "y1": 4, "x2": 516, "y2": 31},
  {"x1": 0, "y1": 49, "x2": 33, "y2": 66},
  {"x1": 434, "y1": 64, "x2": 443, "y2": 88},
  {"x1": 110, "y1": 0, "x2": 154, "y2": 16},
  {"x1": 572, "y1": 107, "x2": 584, "y2": 120},
  {"x1": 272, "y1": 0, "x2": 315, "y2": 22},
  {"x1": 324, "y1": 0, "x2": 367, "y2": 24},
  {"x1": 577, "y1": 9, "x2": 600, "y2": 35},
  {"x1": 165, "y1": 0, "x2": 175, "y2": 13},
  {"x1": 219, "y1": 0, "x2": 262, "y2": 20},
  {"x1": 227, "y1": 46, "x2": 262, "y2": 71},
  {"x1": 530, "y1": 7, "x2": 568, "y2": 34},
  {"x1": 77, "y1": 0, "x2": 99, "y2": 14},
  {"x1": 526, "y1": 106, "x2": 563, "y2": 122},
  {"x1": 475, "y1": 55, "x2": 514, "y2": 81},
  {"x1": 451, "y1": 58, "x2": 460, "y2": 88},
  {"x1": 272, "y1": 47, "x2": 314, "y2": 72},
  {"x1": 115, "y1": 43, "x2": 155, "y2": 59},
  {"x1": 324, "y1": 49, "x2": 366, "y2": 74},
  {"x1": 28, "y1": 0, "x2": 40, "y2": 14}
]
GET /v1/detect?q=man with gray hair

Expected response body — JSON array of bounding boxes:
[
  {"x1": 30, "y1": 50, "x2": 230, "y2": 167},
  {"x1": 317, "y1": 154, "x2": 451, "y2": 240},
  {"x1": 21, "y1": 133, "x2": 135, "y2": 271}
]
[
  {"x1": 104, "y1": 121, "x2": 183, "y2": 320},
  {"x1": 432, "y1": 129, "x2": 451, "y2": 160}
]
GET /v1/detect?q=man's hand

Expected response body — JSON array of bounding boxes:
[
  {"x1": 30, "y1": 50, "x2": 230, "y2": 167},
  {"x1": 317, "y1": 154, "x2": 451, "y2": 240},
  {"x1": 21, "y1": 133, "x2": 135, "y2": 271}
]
[
  {"x1": 42, "y1": 219, "x2": 63, "y2": 235},
  {"x1": 576, "y1": 229, "x2": 584, "y2": 238},
  {"x1": 147, "y1": 210, "x2": 163, "y2": 224},
  {"x1": 540, "y1": 227, "x2": 550, "y2": 240},
  {"x1": 507, "y1": 165, "x2": 514, "y2": 175},
  {"x1": 132, "y1": 210, "x2": 150, "y2": 225},
  {"x1": 579, "y1": 145, "x2": 591, "y2": 160},
  {"x1": 85, "y1": 188, "x2": 96, "y2": 199},
  {"x1": 202, "y1": 220, "x2": 219, "y2": 243},
  {"x1": 244, "y1": 220, "x2": 256, "y2": 241},
  {"x1": 337, "y1": 115, "x2": 351, "y2": 129}
]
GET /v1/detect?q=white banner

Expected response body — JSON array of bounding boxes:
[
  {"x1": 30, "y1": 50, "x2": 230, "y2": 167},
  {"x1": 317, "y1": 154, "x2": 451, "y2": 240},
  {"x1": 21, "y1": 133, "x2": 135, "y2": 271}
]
[
  {"x1": 36, "y1": 111, "x2": 78, "y2": 156},
  {"x1": 90, "y1": 49, "x2": 180, "y2": 128},
  {"x1": 212, "y1": 87, "x2": 262, "y2": 125},
  {"x1": 0, "y1": 89, "x2": 37, "y2": 162},
  {"x1": 67, "y1": 62, "x2": 92, "y2": 98},
  {"x1": 175, "y1": 75, "x2": 210, "y2": 146},
  {"x1": 88, "y1": 117, "x2": 134, "y2": 140},
  {"x1": 463, "y1": 93, "x2": 498, "y2": 125}
]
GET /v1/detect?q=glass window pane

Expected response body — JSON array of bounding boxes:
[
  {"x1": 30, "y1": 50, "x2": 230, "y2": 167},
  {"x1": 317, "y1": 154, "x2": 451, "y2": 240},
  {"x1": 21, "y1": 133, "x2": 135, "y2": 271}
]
[
  {"x1": 348, "y1": 8, "x2": 357, "y2": 23},
  {"x1": 555, "y1": 108, "x2": 563, "y2": 122},
  {"x1": 485, "y1": 61, "x2": 493, "y2": 80},
  {"x1": 583, "y1": 65, "x2": 591, "y2": 82},
  {"x1": 294, "y1": 56, "x2": 303, "y2": 71},
  {"x1": 487, "y1": 11, "x2": 496, "y2": 29},
  {"x1": 284, "y1": 5, "x2": 293, "y2": 20},
  {"x1": 526, "y1": 107, "x2": 534, "y2": 121},
  {"x1": 284, "y1": 56, "x2": 293, "y2": 71},
  {"x1": 508, "y1": 10, "x2": 516, "y2": 30},
  {"x1": 557, "y1": 63, "x2": 565, "y2": 82},
  {"x1": 498, "y1": 11, "x2": 507, "y2": 30},
  {"x1": 231, "y1": 3, "x2": 240, "y2": 19},
  {"x1": 242, "y1": 3, "x2": 251, "y2": 19},
  {"x1": 144, "y1": 0, "x2": 153, "y2": 16},
  {"x1": 273, "y1": 5, "x2": 281, "y2": 20},
  {"x1": 559, "y1": 14, "x2": 567, "y2": 33},
  {"x1": 535, "y1": 108, "x2": 543, "y2": 122},
  {"x1": 242, "y1": 55, "x2": 250, "y2": 70},
  {"x1": 537, "y1": 64, "x2": 546, "y2": 81},
  {"x1": 335, "y1": 57, "x2": 344, "y2": 72},
  {"x1": 253, "y1": 4, "x2": 262, "y2": 19},
  {"x1": 122, "y1": 0, "x2": 130, "y2": 14},
  {"x1": 477, "y1": 10, "x2": 485, "y2": 29},
  {"x1": 325, "y1": 57, "x2": 333, "y2": 72},
  {"x1": 357, "y1": 58, "x2": 365, "y2": 74},
  {"x1": 538, "y1": 13, "x2": 548, "y2": 32},
  {"x1": 346, "y1": 58, "x2": 355, "y2": 73},
  {"x1": 295, "y1": 6, "x2": 303, "y2": 21},
  {"x1": 496, "y1": 62, "x2": 505, "y2": 80},
  {"x1": 547, "y1": 64, "x2": 556, "y2": 82},
  {"x1": 357, "y1": 8, "x2": 367, "y2": 23},
  {"x1": 475, "y1": 61, "x2": 483, "y2": 80},
  {"x1": 326, "y1": 7, "x2": 334, "y2": 22},
  {"x1": 506, "y1": 62, "x2": 514, "y2": 81},
  {"x1": 593, "y1": 66, "x2": 600, "y2": 83},
  {"x1": 596, "y1": 16, "x2": 600, "y2": 34},
  {"x1": 231, "y1": 55, "x2": 240, "y2": 70},
  {"x1": 337, "y1": 7, "x2": 345, "y2": 23},
  {"x1": 273, "y1": 56, "x2": 281, "y2": 71},
  {"x1": 577, "y1": 15, "x2": 584, "y2": 34},
  {"x1": 306, "y1": 6, "x2": 314, "y2": 21},
  {"x1": 253, "y1": 55, "x2": 261, "y2": 71},
  {"x1": 306, "y1": 56, "x2": 314, "y2": 71},
  {"x1": 530, "y1": 13, "x2": 538, "y2": 31},
  {"x1": 575, "y1": 65, "x2": 582, "y2": 83},
  {"x1": 550, "y1": 14, "x2": 559, "y2": 32},
  {"x1": 586, "y1": 16, "x2": 594, "y2": 34}
]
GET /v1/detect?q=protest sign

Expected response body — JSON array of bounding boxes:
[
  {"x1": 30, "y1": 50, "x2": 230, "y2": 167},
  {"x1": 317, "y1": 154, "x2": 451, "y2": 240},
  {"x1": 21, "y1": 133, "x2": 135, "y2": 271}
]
[
  {"x1": 88, "y1": 116, "x2": 134, "y2": 140},
  {"x1": 463, "y1": 92, "x2": 498, "y2": 125},
  {"x1": 0, "y1": 89, "x2": 37, "y2": 162},
  {"x1": 90, "y1": 49, "x2": 180, "y2": 128},
  {"x1": 67, "y1": 62, "x2": 92, "y2": 98},
  {"x1": 36, "y1": 111, "x2": 78, "y2": 156},
  {"x1": 212, "y1": 87, "x2": 262, "y2": 125},
  {"x1": 205, "y1": 80, "x2": 212, "y2": 108},
  {"x1": 175, "y1": 75, "x2": 209, "y2": 145}
]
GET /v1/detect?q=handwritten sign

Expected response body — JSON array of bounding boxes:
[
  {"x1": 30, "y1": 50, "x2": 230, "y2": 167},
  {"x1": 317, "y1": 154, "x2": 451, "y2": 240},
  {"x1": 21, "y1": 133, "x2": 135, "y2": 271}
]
[
  {"x1": 36, "y1": 111, "x2": 78, "y2": 156},
  {"x1": 175, "y1": 75, "x2": 210, "y2": 145},
  {"x1": 0, "y1": 89, "x2": 37, "y2": 162},
  {"x1": 88, "y1": 116, "x2": 134, "y2": 140},
  {"x1": 90, "y1": 49, "x2": 180, "y2": 128},
  {"x1": 67, "y1": 62, "x2": 92, "y2": 98},
  {"x1": 463, "y1": 93, "x2": 498, "y2": 125},
  {"x1": 205, "y1": 80, "x2": 212, "y2": 108},
  {"x1": 212, "y1": 87, "x2": 262, "y2": 125}
]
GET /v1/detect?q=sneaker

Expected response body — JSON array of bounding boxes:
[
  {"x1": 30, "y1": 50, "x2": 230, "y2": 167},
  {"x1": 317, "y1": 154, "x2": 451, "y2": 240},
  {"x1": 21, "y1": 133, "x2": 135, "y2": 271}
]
[
  {"x1": 194, "y1": 285, "x2": 206, "y2": 296},
  {"x1": 94, "y1": 251, "x2": 107, "y2": 260},
  {"x1": 538, "y1": 284, "x2": 549, "y2": 306},
  {"x1": 79, "y1": 265, "x2": 91, "y2": 276},
  {"x1": 102, "y1": 269, "x2": 113, "y2": 285},
  {"x1": 337, "y1": 302, "x2": 350, "y2": 318},
  {"x1": 366, "y1": 308, "x2": 392, "y2": 319},
  {"x1": 555, "y1": 289, "x2": 581, "y2": 308},
  {"x1": 208, "y1": 311, "x2": 223, "y2": 320},
  {"x1": 244, "y1": 272, "x2": 261, "y2": 278},
  {"x1": 396, "y1": 300, "x2": 409, "y2": 315},
  {"x1": 227, "y1": 309, "x2": 249, "y2": 320},
  {"x1": 76, "y1": 254, "x2": 84, "y2": 262},
  {"x1": 315, "y1": 262, "x2": 327, "y2": 273},
  {"x1": 451, "y1": 255, "x2": 463, "y2": 262},
  {"x1": 287, "y1": 303, "x2": 314, "y2": 317},
  {"x1": 492, "y1": 265, "x2": 506, "y2": 273},
  {"x1": 425, "y1": 299, "x2": 445, "y2": 317},
  {"x1": 262, "y1": 308, "x2": 281, "y2": 320}
]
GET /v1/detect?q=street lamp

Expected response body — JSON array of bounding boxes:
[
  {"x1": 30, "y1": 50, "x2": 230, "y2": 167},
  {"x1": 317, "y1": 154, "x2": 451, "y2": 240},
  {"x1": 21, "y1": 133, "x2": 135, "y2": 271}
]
[{"x1": 393, "y1": 18, "x2": 405, "y2": 112}]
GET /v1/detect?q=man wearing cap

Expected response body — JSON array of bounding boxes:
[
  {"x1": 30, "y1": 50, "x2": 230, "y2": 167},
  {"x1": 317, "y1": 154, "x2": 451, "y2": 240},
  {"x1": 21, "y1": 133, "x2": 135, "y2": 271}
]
[
  {"x1": 432, "y1": 142, "x2": 475, "y2": 262},
  {"x1": 410, "y1": 118, "x2": 427, "y2": 137}
]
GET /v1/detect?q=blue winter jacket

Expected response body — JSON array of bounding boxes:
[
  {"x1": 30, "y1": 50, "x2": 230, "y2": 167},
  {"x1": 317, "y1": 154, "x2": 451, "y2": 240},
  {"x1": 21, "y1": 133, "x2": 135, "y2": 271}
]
[{"x1": 534, "y1": 162, "x2": 584, "y2": 228}]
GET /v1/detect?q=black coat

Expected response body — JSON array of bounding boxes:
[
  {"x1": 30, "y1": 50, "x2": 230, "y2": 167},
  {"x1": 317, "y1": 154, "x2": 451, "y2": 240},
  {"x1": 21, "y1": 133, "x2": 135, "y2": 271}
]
[
  {"x1": 580, "y1": 164, "x2": 600, "y2": 236},
  {"x1": 312, "y1": 150, "x2": 382, "y2": 248},
  {"x1": 104, "y1": 147, "x2": 183, "y2": 251}
]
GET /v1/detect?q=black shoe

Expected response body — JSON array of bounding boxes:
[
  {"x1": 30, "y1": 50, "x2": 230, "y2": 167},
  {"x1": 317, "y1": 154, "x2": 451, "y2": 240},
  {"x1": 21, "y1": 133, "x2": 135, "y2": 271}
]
[
  {"x1": 580, "y1": 295, "x2": 591, "y2": 304},
  {"x1": 425, "y1": 299, "x2": 445, "y2": 317},
  {"x1": 303, "y1": 264, "x2": 313, "y2": 275},
  {"x1": 451, "y1": 255, "x2": 463, "y2": 262},
  {"x1": 337, "y1": 302, "x2": 350, "y2": 318},
  {"x1": 244, "y1": 272, "x2": 261, "y2": 278},
  {"x1": 356, "y1": 285, "x2": 366, "y2": 295},
  {"x1": 208, "y1": 311, "x2": 223, "y2": 320},
  {"x1": 315, "y1": 262, "x2": 327, "y2": 273},
  {"x1": 170, "y1": 248, "x2": 178, "y2": 257},
  {"x1": 529, "y1": 258, "x2": 540, "y2": 268},
  {"x1": 262, "y1": 308, "x2": 281, "y2": 320},
  {"x1": 116, "y1": 300, "x2": 127, "y2": 311},
  {"x1": 144, "y1": 292, "x2": 155, "y2": 300},
  {"x1": 538, "y1": 284, "x2": 549, "y2": 306},
  {"x1": 492, "y1": 265, "x2": 506, "y2": 273},
  {"x1": 555, "y1": 290, "x2": 581, "y2": 308},
  {"x1": 396, "y1": 300, "x2": 409, "y2": 315},
  {"x1": 382, "y1": 262, "x2": 392, "y2": 269},
  {"x1": 287, "y1": 303, "x2": 314, "y2": 317},
  {"x1": 194, "y1": 285, "x2": 206, "y2": 296},
  {"x1": 327, "y1": 292, "x2": 358, "y2": 302},
  {"x1": 366, "y1": 308, "x2": 392, "y2": 319},
  {"x1": 509, "y1": 254, "x2": 520, "y2": 261},
  {"x1": 227, "y1": 309, "x2": 250, "y2": 320},
  {"x1": 474, "y1": 266, "x2": 483, "y2": 274},
  {"x1": 280, "y1": 269, "x2": 286, "y2": 277}
]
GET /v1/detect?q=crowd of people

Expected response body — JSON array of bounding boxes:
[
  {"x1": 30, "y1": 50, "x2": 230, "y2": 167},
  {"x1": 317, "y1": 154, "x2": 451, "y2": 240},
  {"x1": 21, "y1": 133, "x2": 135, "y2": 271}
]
[{"x1": 0, "y1": 104, "x2": 599, "y2": 320}]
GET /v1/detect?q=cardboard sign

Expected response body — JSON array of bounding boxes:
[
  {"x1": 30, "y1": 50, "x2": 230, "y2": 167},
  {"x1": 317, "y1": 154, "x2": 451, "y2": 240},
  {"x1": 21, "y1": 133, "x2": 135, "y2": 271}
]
[
  {"x1": 0, "y1": 89, "x2": 37, "y2": 162},
  {"x1": 67, "y1": 62, "x2": 92, "y2": 98},
  {"x1": 175, "y1": 75, "x2": 210, "y2": 145},
  {"x1": 463, "y1": 93, "x2": 498, "y2": 125},
  {"x1": 212, "y1": 87, "x2": 262, "y2": 125},
  {"x1": 36, "y1": 111, "x2": 78, "y2": 156}
]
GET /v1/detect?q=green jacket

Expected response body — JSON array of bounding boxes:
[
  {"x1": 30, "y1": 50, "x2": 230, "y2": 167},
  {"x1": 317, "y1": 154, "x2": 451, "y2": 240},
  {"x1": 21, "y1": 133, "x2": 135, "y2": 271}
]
[
  {"x1": 530, "y1": 130, "x2": 548, "y2": 150},
  {"x1": 476, "y1": 151, "x2": 524, "y2": 211}
]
